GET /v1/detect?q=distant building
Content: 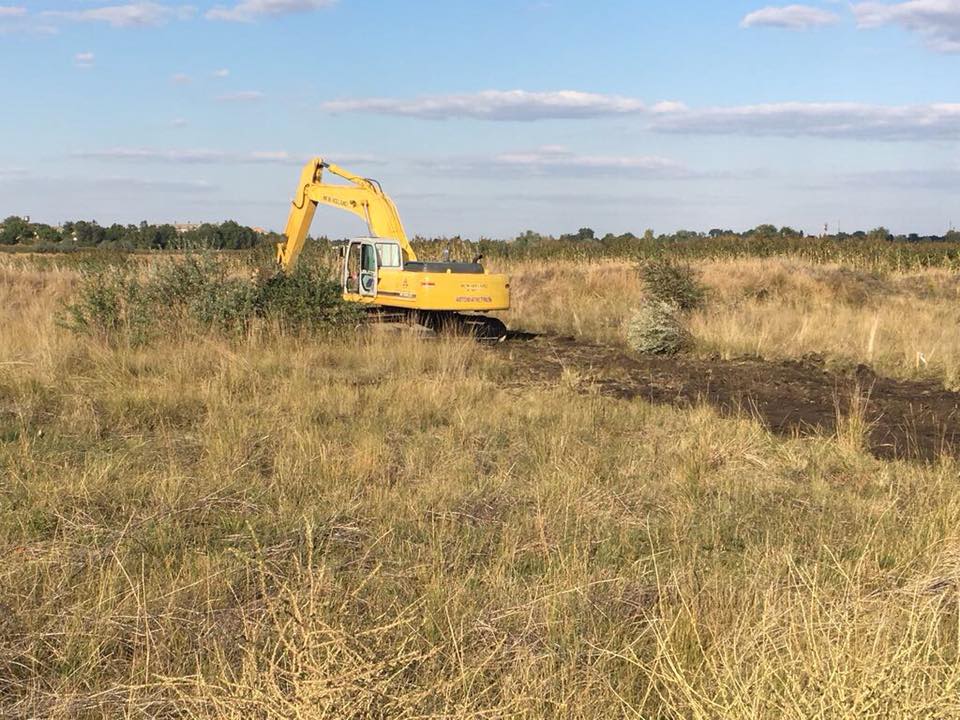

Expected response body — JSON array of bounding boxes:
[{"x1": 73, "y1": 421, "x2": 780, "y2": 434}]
[
  {"x1": 252, "y1": 226, "x2": 268, "y2": 235},
  {"x1": 174, "y1": 223, "x2": 201, "y2": 234}
]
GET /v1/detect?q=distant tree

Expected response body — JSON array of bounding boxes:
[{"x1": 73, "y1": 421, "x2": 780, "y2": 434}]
[
  {"x1": 559, "y1": 227, "x2": 596, "y2": 242},
  {"x1": 867, "y1": 227, "x2": 891, "y2": 242},
  {"x1": 0, "y1": 216, "x2": 30, "y2": 245},
  {"x1": 219, "y1": 220, "x2": 259, "y2": 249},
  {"x1": 71, "y1": 220, "x2": 106, "y2": 246},
  {"x1": 187, "y1": 223, "x2": 224, "y2": 250},
  {"x1": 103, "y1": 223, "x2": 126, "y2": 246},
  {"x1": 514, "y1": 230, "x2": 543, "y2": 247},
  {"x1": 751, "y1": 224, "x2": 778, "y2": 239},
  {"x1": 156, "y1": 224, "x2": 177, "y2": 249},
  {"x1": 33, "y1": 223, "x2": 61, "y2": 244}
]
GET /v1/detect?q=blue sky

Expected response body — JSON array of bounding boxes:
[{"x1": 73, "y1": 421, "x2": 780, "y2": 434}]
[{"x1": 1, "y1": 0, "x2": 959, "y2": 237}]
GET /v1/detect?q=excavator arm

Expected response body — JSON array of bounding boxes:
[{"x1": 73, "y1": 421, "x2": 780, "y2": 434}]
[{"x1": 276, "y1": 157, "x2": 416, "y2": 271}]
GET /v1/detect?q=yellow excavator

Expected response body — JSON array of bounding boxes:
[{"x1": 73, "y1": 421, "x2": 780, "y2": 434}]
[{"x1": 275, "y1": 157, "x2": 510, "y2": 339}]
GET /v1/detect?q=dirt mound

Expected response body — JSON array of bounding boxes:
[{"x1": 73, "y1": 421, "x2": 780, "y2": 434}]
[{"x1": 496, "y1": 335, "x2": 960, "y2": 462}]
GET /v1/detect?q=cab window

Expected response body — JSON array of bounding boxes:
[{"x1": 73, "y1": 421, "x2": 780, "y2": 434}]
[
  {"x1": 375, "y1": 242, "x2": 401, "y2": 268},
  {"x1": 361, "y1": 243, "x2": 377, "y2": 272}
]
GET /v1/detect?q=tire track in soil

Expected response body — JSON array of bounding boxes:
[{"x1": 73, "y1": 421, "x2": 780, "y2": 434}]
[{"x1": 495, "y1": 334, "x2": 960, "y2": 462}]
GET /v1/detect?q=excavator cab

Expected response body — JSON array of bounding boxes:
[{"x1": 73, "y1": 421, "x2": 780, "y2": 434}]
[{"x1": 342, "y1": 238, "x2": 398, "y2": 298}]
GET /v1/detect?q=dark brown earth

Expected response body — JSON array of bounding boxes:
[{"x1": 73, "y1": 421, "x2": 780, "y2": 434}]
[{"x1": 495, "y1": 334, "x2": 960, "y2": 462}]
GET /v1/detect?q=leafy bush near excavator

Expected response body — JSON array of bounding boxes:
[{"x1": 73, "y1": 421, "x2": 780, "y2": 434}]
[
  {"x1": 64, "y1": 254, "x2": 360, "y2": 342},
  {"x1": 622, "y1": 259, "x2": 705, "y2": 355},
  {"x1": 640, "y1": 258, "x2": 707, "y2": 311}
]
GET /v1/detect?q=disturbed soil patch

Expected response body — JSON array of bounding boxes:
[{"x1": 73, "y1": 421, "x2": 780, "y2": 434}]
[{"x1": 496, "y1": 335, "x2": 960, "y2": 462}]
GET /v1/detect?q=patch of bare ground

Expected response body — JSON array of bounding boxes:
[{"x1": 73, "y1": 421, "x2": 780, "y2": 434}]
[{"x1": 497, "y1": 334, "x2": 960, "y2": 462}]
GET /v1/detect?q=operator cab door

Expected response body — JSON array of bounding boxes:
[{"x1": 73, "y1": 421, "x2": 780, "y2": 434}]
[
  {"x1": 342, "y1": 240, "x2": 378, "y2": 297},
  {"x1": 358, "y1": 241, "x2": 378, "y2": 297}
]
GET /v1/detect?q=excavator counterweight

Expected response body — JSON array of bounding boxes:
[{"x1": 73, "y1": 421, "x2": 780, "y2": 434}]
[{"x1": 275, "y1": 157, "x2": 510, "y2": 338}]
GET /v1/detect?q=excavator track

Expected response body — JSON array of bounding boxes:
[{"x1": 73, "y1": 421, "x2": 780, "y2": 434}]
[
  {"x1": 452, "y1": 314, "x2": 508, "y2": 342},
  {"x1": 361, "y1": 307, "x2": 508, "y2": 342}
]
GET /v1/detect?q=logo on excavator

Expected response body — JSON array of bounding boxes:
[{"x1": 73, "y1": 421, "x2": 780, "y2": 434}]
[{"x1": 320, "y1": 195, "x2": 356, "y2": 209}]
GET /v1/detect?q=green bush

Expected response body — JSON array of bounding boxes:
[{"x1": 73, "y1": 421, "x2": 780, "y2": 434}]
[
  {"x1": 64, "y1": 265, "x2": 152, "y2": 342},
  {"x1": 256, "y1": 264, "x2": 361, "y2": 330},
  {"x1": 64, "y1": 254, "x2": 360, "y2": 342},
  {"x1": 640, "y1": 259, "x2": 707, "y2": 311},
  {"x1": 625, "y1": 300, "x2": 693, "y2": 355}
]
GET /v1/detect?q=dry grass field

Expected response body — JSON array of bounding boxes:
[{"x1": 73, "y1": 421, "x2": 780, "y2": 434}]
[
  {"x1": 501, "y1": 257, "x2": 960, "y2": 389},
  {"x1": 2, "y1": 253, "x2": 960, "y2": 718}
]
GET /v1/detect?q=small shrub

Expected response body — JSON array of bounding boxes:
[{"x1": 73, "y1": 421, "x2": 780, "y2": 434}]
[
  {"x1": 640, "y1": 259, "x2": 706, "y2": 311},
  {"x1": 626, "y1": 300, "x2": 693, "y2": 355},
  {"x1": 63, "y1": 265, "x2": 152, "y2": 342}
]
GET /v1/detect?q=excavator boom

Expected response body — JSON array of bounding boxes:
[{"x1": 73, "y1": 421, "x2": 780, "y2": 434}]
[{"x1": 277, "y1": 157, "x2": 416, "y2": 271}]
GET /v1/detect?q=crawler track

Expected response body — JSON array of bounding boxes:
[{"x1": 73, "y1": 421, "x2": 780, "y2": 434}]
[
  {"x1": 363, "y1": 307, "x2": 508, "y2": 341},
  {"x1": 495, "y1": 334, "x2": 960, "y2": 462}
]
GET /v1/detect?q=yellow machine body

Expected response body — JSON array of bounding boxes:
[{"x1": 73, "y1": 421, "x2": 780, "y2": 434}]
[{"x1": 276, "y1": 158, "x2": 510, "y2": 314}]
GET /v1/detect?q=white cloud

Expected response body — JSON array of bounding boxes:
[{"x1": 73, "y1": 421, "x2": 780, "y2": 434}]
[
  {"x1": 212, "y1": 68, "x2": 230, "y2": 77},
  {"x1": 171, "y1": 72, "x2": 190, "y2": 84},
  {"x1": 171, "y1": 118, "x2": 188, "y2": 127},
  {"x1": 93, "y1": 176, "x2": 217, "y2": 192},
  {"x1": 490, "y1": 146, "x2": 694, "y2": 178},
  {"x1": 215, "y1": 90, "x2": 264, "y2": 102},
  {"x1": 848, "y1": 167, "x2": 960, "y2": 188},
  {"x1": 74, "y1": 51, "x2": 95, "y2": 67},
  {"x1": 320, "y1": 88, "x2": 960, "y2": 141},
  {"x1": 43, "y1": 2, "x2": 194, "y2": 28},
  {"x1": 0, "y1": 167, "x2": 27, "y2": 179},
  {"x1": 741, "y1": 4, "x2": 840, "y2": 29},
  {"x1": 322, "y1": 90, "x2": 646, "y2": 121},
  {"x1": 417, "y1": 147, "x2": 695, "y2": 179},
  {"x1": 651, "y1": 100, "x2": 689, "y2": 113},
  {"x1": 0, "y1": 5, "x2": 57, "y2": 34},
  {"x1": 74, "y1": 148, "x2": 295, "y2": 163},
  {"x1": 206, "y1": 0, "x2": 335, "y2": 22},
  {"x1": 651, "y1": 101, "x2": 960, "y2": 140},
  {"x1": 0, "y1": 171, "x2": 215, "y2": 193},
  {"x1": 854, "y1": 0, "x2": 960, "y2": 52},
  {"x1": 73, "y1": 148, "x2": 384, "y2": 166}
]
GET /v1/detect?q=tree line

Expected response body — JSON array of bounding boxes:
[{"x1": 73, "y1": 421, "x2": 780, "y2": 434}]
[
  {"x1": 517, "y1": 224, "x2": 960, "y2": 245},
  {"x1": 0, "y1": 217, "x2": 284, "y2": 251},
  {"x1": 3, "y1": 216, "x2": 959, "y2": 253}
]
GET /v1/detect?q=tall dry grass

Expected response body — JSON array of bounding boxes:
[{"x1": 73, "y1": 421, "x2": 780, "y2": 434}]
[{"x1": 2, "y1": 257, "x2": 960, "y2": 717}]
